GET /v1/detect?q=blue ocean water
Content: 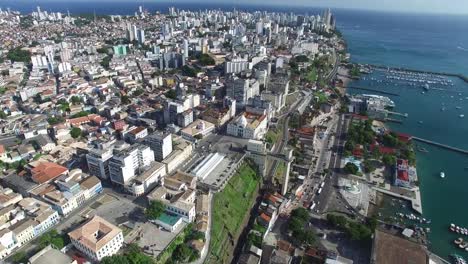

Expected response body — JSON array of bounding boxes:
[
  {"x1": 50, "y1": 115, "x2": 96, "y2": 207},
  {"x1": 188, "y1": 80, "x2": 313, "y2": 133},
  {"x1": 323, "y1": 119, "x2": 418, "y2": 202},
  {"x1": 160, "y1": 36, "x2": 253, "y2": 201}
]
[
  {"x1": 340, "y1": 10, "x2": 468, "y2": 260},
  {"x1": 337, "y1": 11, "x2": 468, "y2": 74},
  {"x1": 4, "y1": 0, "x2": 468, "y2": 260}
]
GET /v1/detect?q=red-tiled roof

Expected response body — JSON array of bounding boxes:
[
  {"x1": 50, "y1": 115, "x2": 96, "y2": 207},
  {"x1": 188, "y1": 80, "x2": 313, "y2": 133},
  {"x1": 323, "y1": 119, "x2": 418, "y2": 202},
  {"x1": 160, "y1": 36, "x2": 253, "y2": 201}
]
[
  {"x1": 397, "y1": 170, "x2": 409, "y2": 181},
  {"x1": 352, "y1": 114, "x2": 369, "y2": 120},
  {"x1": 395, "y1": 132, "x2": 412, "y2": 143},
  {"x1": 31, "y1": 162, "x2": 68, "y2": 184},
  {"x1": 259, "y1": 213, "x2": 271, "y2": 222}
]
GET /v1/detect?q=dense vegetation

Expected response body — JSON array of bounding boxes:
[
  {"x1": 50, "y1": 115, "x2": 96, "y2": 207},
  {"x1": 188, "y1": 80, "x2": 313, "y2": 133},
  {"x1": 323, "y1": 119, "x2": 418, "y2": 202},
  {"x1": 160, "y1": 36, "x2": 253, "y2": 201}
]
[
  {"x1": 287, "y1": 207, "x2": 316, "y2": 245},
  {"x1": 145, "y1": 200, "x2": 165, "y2": 221},
  {"x1": 207, "y1": 163, "x2": 260, "y2": 264},
  {"x1": 197, "y1": 54, "x2": 215, "y2": 66},
  {"x1": 101, "y1": 243, "x2": 154, "y2": 264},
  {"x1": 37, "y1": 229, "x2": 69, "y2": 250},
  {"x1": 343, "y1": 162, "x2": 359, "y2": 175},
  {"x1": 327, "y1": 214, "x2": 373, "y2": 241},
  {"x1": 7, "y1": 47, "x2": 31, "y2": 63}
]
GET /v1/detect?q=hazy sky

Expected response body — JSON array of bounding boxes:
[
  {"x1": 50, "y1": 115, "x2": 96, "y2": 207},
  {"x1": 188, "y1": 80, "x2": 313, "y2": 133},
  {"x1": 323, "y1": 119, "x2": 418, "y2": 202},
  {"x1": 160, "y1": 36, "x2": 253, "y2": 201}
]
[
  {"x1": 31, "y1": 0, "x2": 468, "y2": 14},
  {"x1": 193, "y1": 0, "x2": 468, "y2": 14}
]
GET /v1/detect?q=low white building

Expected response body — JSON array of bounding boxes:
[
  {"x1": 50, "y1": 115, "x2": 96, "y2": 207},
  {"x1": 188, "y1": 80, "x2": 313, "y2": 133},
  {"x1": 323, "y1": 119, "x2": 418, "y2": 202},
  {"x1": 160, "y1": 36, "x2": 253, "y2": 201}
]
[
  {"x1": 191, "y1": 153, "x2": 225, "y2": 180},
  {"x1": 227, "y1": 112, "x2": 268, "y2": 140},
  {"x1": 147, "y1": 171, "x2": 197, "y2": 227},
  {"x1": 180, "y1": 119, "x2": 215, "y2": 142},
  {"x1": 128, "y1": 161, "x2": 167, "y2": 196},
  {"x1": 0, "y1": 230, "x2": 16, "y2": 259},
  {"x1": 68, "y1": 215, "x2": 123, "y2": 261},
  {"x1": 161, "y1": 137, "x2": 193, "y2": 174}
]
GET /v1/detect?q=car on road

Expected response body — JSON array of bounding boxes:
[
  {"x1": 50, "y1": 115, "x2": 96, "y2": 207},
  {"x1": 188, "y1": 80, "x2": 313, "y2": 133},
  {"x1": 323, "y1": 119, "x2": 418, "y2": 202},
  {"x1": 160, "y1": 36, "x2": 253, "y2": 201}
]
[{"x1": 318, "y1": 233, "x2": 327, "y2": 240}]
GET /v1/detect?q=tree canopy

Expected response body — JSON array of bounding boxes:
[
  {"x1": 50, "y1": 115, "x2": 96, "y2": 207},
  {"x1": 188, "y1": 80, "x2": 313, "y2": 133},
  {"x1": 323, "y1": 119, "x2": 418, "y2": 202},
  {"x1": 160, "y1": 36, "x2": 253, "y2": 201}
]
[
  {"x1": 197, "y1": 53, "x2": 215, "y2": 66},
  {"x1": 38, "y1": 230, "x2": 67, "y2": 249},
  {"x1": 145, "y1": 200, "x2": 165, "y2": 220},
  {"x1": 287, "y1": 208, "x2": 316, "y2": 246},
  {"x1": 70, "y1": 127, "x2": 82, "y2": 139},
  {"x1": 344, "y1": 162, "x2": 359, "y2": 175},
  {"x1": 7, "y1": 47, "x2": 31, "y2": 63}
]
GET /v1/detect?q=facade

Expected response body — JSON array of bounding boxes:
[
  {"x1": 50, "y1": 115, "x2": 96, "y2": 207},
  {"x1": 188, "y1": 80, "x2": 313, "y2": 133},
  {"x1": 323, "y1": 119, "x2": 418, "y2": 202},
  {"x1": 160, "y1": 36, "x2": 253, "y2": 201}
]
[
  {"x1": 394, "y1": 159, "x2": 411, "y2": 188},
  {"x1": 10, "y1": 219, "x2": 35, "y2": 247},
  {"x1": 268, "y1": 73, "x2": 289, "y2": 95},
  {"x1": 225, "y1": 76, "x2": 260, "y2": 107},
  {"x1": 180, "y1": 119, "x2": 215, "y2": 142},
  {"x1": 144, "y1": 132, "x2": 173, "y2": 162},
  {"x1": 224, "y1": 58, "x2": 249, "y2": 74},
  {"x1": 246, "y1": 95, "x2": 275, "y2": 119},
  {"x1": 125, "y1": 126, "x2": 148, "y2": 143},
  {"x1": 161, "y1": 137, "x2": 193, "y2": 173},
  {"x1": 177, "y1": 110, "x2": 194, "y2": 128},
  {"x1": 128, "y1": 161, "x2": 167, "y2": 196},
  {"x1": 86, "y1": 148, "x2": 113, "y2": 180},
  {"x1": 0, "y1": 230, "x2": 16, "y2": 259},
  {"x1": 108, "y1": 144, "x2": 155, "y2": 186},
  {"x1": 227, "y1": 112, "x2": 268, "y2": 140},
  {"x1": 40, "y1": 174, "x2": 102, "y2": 216},
  {"x1": 147, "y1": 171, "x2": 197, "y2": 226},
  {"x1": 68, "y1": 215, "x2": 123, "y2": 261}
]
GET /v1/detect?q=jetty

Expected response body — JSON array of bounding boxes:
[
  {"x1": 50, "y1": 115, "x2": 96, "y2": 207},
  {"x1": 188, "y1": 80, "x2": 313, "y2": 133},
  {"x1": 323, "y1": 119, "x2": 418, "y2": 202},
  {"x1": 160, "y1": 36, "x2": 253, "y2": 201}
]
[
  {"x1": 345, "y1": 86, "x2": 399, "y2": 96},
  {"x1": 386, "y1": 111, "x2": 408, "y2": 117},
  {"x1": 412, "y1": 137, "x2": 468, "y2": 155},
  {"x1": 384, "y1": 118, "x2": 403, "y2": 123}
]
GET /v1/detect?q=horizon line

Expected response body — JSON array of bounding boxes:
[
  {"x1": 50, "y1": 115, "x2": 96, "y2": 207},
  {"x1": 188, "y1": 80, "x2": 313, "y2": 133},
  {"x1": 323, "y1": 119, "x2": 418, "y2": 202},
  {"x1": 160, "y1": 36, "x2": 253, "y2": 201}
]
[{"x1": 3, "y1": 0, "x2": 468, "y2": 16}]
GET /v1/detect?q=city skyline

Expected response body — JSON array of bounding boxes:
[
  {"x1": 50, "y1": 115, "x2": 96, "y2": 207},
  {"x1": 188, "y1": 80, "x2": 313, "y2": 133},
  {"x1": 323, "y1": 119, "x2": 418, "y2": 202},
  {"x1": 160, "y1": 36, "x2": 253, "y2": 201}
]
[{"x1": 17, "y1": 0, "x2": 468, "y2": 15}]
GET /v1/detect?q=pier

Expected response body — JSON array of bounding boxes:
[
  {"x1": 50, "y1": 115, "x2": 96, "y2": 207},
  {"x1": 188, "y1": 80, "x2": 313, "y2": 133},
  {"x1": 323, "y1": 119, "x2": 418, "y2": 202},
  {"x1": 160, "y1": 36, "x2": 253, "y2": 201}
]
[
  {"x1": 412, "y1": 137, "x2": 468, "y2": 155},
  {"x1": 384, "y1": 118, "x2": 403, "y2": 123},
  {"x1": 386, "y1": 111, "x2": 408, "y2": 117},
  {"x1": 345, "y1": 86, "x2": 399, "y2": 96}
]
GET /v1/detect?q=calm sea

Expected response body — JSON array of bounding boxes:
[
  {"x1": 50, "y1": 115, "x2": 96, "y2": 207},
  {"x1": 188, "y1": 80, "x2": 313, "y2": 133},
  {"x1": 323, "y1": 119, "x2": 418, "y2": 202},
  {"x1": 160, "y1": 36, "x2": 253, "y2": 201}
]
[
  {"x1": 341, "y1": 10, "x2": 468, "y2": 260},
  {"x1": 4, "y1": 0, "x2": 468, "y2": 260}
]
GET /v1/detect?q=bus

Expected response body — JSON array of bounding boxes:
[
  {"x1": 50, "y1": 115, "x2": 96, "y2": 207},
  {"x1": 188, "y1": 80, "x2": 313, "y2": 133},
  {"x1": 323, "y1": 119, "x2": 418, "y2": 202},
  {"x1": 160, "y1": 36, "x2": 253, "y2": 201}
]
[
  {"x1": 318, "y1": 188, "x2": 323, "y2": 194},
  {"x1": 310, "y1": 202, "x2": 317, "y2": 210}
]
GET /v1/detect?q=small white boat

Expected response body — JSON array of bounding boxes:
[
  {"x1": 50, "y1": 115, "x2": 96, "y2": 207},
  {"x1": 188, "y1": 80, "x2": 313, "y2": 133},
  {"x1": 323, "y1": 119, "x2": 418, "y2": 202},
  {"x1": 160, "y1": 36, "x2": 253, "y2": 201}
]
[
  {"x1": 456, "y1": 238, "x2": 464, "y2": 245},
  {"x1": 460, "y1": 114, "x2": 465, "y2": 118},
  {"x1": 440, "y1": 172, "x2": 445, "y2": 178}
]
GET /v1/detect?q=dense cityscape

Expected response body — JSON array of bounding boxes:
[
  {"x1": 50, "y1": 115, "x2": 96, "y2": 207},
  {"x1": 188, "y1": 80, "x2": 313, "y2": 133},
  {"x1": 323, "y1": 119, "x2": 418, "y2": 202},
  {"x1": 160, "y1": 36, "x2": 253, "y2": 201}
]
[{"x1": 0, "y1": 3, "x2": 465, "y2": 264}]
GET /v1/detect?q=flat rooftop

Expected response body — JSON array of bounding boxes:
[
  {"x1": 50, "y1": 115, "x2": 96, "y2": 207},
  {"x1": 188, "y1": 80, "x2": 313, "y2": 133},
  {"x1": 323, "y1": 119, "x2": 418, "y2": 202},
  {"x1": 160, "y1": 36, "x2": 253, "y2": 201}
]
[{"x1": 372, "y1": 229, "x2": 428, "y2": 264}]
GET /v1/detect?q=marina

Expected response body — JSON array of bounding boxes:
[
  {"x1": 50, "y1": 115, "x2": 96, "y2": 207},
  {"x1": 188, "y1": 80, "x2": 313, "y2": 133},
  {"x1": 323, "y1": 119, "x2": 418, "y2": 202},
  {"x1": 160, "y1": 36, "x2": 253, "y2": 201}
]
[
  {"x1": 358, "y1": 66, "x2": 468, "y2": 94},
  {"x1": 363, "y1": 64, "x2": 468, "y2": 84}
]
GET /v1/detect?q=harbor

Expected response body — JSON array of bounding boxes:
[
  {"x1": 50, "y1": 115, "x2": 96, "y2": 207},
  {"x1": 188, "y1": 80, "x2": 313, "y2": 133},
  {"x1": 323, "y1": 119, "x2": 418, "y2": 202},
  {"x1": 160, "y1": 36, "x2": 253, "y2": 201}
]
[
  {"x1": 347, "y1": 65, "x2": 468, "y2": 260},
  {"x1": 363, "y1": 64, "x2": 468, "y2": 84}
]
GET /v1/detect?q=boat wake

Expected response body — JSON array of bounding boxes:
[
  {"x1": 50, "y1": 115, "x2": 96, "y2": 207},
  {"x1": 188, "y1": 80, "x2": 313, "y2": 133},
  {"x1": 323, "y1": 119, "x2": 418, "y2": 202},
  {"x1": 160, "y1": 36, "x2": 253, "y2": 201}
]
[{"x1": 457, "y1": 46, "x2": 468, "y2": 52}]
